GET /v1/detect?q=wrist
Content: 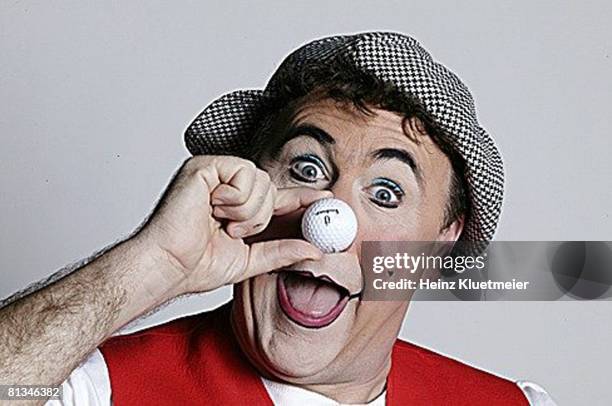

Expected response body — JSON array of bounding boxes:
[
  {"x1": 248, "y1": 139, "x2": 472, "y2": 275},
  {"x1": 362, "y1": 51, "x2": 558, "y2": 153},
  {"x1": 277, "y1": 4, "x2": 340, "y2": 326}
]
[
  {"x1": 103, "y1": 235, "x2": 188, "y2": 329},
  {"x1": 125, "y1": 233, "x2": 190, "y2": 300}
]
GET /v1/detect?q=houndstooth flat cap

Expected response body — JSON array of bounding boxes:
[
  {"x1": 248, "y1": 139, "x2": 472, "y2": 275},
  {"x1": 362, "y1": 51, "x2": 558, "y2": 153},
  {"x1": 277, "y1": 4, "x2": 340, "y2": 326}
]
[{"x1": 184, "y1": 32, "x2": 504, "y2": 243}]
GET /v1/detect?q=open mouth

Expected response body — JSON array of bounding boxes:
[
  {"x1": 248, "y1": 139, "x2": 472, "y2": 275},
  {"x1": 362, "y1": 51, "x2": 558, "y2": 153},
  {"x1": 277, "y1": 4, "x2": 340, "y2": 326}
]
[{"x1": 277, "y1": 270, "x2": 350, "y2": 328}]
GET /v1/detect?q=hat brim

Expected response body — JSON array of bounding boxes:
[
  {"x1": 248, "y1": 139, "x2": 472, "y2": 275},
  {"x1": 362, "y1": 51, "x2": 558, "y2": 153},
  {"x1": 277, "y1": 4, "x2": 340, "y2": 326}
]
[
  {"x1": 184, "y1": 88, "x2": 502, "y2": 246},
  {"x1": 185, "y1": 89, "x2": 268, "y2": 158}
]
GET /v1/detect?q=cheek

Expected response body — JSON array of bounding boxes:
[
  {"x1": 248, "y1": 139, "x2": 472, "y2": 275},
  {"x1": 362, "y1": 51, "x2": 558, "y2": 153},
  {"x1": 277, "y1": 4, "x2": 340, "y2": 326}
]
[
  {"x1": 354, "y1": 210, "x2": 420, "y2": 243},
  {"x1": 353, "y1": 208, "x2": 441, "y2": 248}
]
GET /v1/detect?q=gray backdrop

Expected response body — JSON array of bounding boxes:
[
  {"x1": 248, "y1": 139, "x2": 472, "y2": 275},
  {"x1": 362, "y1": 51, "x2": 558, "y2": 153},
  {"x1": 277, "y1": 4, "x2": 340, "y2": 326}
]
[{"x1": 1, "y1": 1, "x2": 611, "y2": 404}]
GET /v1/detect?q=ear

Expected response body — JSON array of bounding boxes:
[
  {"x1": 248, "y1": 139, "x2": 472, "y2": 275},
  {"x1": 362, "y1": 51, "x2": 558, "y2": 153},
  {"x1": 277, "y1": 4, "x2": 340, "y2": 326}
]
[{"x1": 437, "y1": 215, "x2": 465, "y2": 243}]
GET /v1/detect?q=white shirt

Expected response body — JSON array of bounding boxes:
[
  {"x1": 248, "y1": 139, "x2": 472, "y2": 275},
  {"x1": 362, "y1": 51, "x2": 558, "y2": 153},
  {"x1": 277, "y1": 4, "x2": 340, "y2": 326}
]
[{"x1": 46, "y1": 350, "x2": 556, "y2": 406}]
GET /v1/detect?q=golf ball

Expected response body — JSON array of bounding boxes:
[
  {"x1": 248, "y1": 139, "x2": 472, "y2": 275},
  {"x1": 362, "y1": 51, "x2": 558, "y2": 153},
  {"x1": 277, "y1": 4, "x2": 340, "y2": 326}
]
[{"x1": 301, "y1": 198, "x2": 358, "y2": 253}]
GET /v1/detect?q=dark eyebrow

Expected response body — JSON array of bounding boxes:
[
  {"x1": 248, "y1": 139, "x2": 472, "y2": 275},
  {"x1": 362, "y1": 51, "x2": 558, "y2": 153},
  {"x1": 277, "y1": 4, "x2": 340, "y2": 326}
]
[
  {"x1": 372, "y1": 148, "x2": 422, "y2": 184},
  {"x1": 278, "y1": 124, "x2": 339, "y2": 184},
  {"x1": 285, "y1": 124, "x2": 336, "y2": 146}
]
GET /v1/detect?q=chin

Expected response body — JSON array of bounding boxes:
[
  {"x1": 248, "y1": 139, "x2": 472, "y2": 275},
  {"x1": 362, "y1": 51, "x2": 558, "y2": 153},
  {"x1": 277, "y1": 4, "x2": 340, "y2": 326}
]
[{"x1": 233, "y1": 272, "x2": 358, "y2": 381}]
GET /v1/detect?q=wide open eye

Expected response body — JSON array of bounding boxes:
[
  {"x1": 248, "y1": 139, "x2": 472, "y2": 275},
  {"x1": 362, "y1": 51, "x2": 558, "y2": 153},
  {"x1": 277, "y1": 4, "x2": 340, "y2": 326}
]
[
  {"x1": 366, "y1": 178, "x2": 405, "y2": 208},
  {"x1": 289, "y1": 155, "x2": 328, "y2": 183}
]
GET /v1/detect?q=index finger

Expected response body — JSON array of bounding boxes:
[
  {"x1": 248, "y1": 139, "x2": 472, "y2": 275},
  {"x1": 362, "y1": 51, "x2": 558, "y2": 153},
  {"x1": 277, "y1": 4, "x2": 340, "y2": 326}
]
[{"x1": 273, "y1": 187, "x2": 333, "y2": 216}]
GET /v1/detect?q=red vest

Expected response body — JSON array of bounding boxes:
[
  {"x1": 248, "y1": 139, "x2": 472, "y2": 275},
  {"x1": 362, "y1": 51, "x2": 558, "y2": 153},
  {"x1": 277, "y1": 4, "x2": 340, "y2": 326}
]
[{"x1": 100, "y1": 303, "x2": 528, "y2": 405}]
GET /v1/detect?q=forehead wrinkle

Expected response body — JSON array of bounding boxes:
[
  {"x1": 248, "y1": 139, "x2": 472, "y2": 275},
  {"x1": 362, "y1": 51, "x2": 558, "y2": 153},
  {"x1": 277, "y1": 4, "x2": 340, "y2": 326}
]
[{"x1": 289, "y1": 99, "x2": 449, "y2": 185}]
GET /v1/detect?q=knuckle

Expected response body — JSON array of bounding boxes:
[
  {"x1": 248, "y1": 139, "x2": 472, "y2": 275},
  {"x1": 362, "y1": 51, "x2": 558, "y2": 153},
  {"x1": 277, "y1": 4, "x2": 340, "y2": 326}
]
[
  {"x1": 233, "y1": 189, "x2": 250, "y2": 205},
  {"x1": 226, "y1": 155, "x2": 255, "y2": 170},
  {"x1": 267, "y1": 240, "x2": 284, "y2": 260},
  {"x1": 256, "y1": 186, "x2": 270, "y2": 208},
  {"x1": 243, "y1": 159, "x2": 257, "y2": 170},
  {"x1": 184, "y1": 155, "x2": 213, "y2": 173},
  {"x1": 233, "y1": 206, "x2": 255, "y2": 221},
  {"x1": 252, "y1": 220, "x2": 268, "y2": 231},
  {"x1": 256, "y1": 169, "x2": 271, "y2": 183},
  {"x1": 193, "y1": 154, "x2": 214, "y2": 165},
  {"x1": 248, "y1": 207, "x2": 272, "y2": 230},
  {"x1": 243, "y1": 202, "x2": 260, "y2": 219},
  {"x1": 264, "y1": 188, "x2": 276, "y2": 209},
  {"x1": 269, "y1": 183, "x2": 278, "y2": 197},
  {"x1": 183, "y1": 156, "x2": 199, "y2": 172},
  {"x1": 256, "y1": 214, "x2": 272, "y2": 231}
]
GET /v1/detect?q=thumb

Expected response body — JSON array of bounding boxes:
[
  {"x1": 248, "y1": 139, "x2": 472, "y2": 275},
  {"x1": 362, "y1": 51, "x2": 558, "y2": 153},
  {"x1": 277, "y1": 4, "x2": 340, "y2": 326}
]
[{"x1": 241, "y1": 239, "x2": 323, "y2": 280}]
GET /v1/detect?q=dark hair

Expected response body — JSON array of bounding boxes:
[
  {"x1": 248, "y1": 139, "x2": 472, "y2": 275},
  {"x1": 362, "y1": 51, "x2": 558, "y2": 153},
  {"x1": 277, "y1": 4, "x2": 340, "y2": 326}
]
[{"x1": 250, "y1": 56, "x2": 469, "y2": 232}]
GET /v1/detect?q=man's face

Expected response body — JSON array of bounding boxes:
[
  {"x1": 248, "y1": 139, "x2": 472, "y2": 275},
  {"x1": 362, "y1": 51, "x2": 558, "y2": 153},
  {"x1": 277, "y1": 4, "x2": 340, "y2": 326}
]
[{"x1": 232, "y1": 98, "x2": 461, "y2": 386}]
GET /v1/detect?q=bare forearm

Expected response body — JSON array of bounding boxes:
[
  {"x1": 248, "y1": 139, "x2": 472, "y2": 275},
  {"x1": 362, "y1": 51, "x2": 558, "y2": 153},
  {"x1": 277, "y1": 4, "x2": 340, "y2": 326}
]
[
  {"x1": 0, "y1": 236, "x2": 183, "y2": 387},
  {"x1": 0, "y1": 155, "x2": 323, "y2": 400}
]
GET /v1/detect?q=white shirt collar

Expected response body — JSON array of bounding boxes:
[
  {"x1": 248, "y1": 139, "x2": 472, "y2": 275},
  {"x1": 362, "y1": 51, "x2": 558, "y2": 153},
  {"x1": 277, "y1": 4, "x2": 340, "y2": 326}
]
[{"x1": 261, "y1": 377, "x2": 386, "y2": 406}]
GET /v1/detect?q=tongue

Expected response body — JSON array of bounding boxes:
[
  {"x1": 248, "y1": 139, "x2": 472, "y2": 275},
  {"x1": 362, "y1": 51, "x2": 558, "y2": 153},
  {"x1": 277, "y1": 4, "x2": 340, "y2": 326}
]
[{"x1": 284, "y1": 273, "x2": 342, "y2": 317}]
